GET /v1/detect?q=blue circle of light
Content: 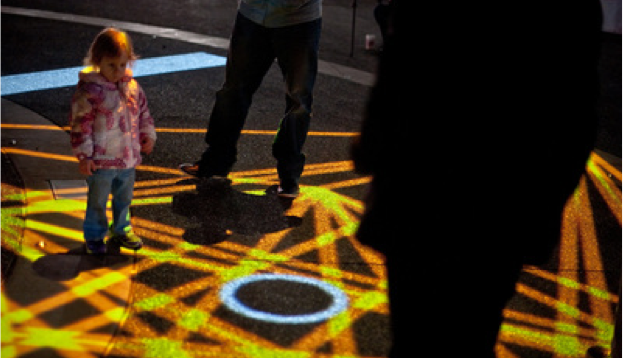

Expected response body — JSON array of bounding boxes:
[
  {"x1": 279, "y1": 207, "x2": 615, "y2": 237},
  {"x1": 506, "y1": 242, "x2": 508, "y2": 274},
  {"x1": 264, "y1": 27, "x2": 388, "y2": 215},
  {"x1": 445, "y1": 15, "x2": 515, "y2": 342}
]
[{"x1": 219, "y1": 274, "x2": 349, "y2": 324}]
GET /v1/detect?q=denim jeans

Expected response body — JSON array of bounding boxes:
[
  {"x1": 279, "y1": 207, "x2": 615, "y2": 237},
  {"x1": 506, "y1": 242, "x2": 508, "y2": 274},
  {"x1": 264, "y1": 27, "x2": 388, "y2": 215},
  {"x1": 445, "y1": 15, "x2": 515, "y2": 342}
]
[
  {"x1": 84, "y1": 168, "x2": 135, "y2": 242},
  {"x1": 201, "y1": 13, "x2": 322, "y2": 187}
]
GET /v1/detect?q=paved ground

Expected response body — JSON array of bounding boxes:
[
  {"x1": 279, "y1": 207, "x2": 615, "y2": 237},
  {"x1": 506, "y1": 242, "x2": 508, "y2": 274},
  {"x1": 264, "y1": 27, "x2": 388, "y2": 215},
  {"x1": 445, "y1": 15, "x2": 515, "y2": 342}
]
[
  {"x1": 1, "y1": 151, "x2": 25, "y2": 282},
  {"x1": 1, "y1": 2, "x2": 621, "y2": 358}
]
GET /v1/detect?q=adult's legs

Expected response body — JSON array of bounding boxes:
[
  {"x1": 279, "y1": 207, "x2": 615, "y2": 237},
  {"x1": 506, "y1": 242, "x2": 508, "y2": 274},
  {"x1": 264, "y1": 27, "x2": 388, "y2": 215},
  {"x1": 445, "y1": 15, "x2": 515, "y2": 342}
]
[
  {"x1": 272, "y1": 18, "x2": 321, "y2": 189},
  {"x1": 199, "y1": 13, "x2": 276, "y2": 176}
]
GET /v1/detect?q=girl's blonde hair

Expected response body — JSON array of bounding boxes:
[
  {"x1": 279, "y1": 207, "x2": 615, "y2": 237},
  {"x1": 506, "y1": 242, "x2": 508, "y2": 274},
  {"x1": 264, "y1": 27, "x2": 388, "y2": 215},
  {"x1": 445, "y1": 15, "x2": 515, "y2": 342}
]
[{"x1": 84, "y1": 28, "x2": 138, "y2": 67}]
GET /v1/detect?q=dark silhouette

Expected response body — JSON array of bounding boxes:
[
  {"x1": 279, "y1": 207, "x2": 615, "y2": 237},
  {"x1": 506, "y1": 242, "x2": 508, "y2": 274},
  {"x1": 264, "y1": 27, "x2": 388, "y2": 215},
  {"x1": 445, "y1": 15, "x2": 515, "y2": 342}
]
[
  {"x1": 352, "y1": 1, "x2": 603, "y2": 357},
  {"x1": 373, "y1": 0, "x2": 392, "y2": 49}
]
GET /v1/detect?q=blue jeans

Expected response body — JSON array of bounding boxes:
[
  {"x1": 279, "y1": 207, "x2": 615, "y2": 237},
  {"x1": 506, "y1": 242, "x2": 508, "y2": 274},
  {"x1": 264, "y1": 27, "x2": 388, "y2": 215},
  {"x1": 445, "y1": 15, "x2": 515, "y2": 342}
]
[
  {"x1": 84, "y1": 168, "x2": 135, "y2": 242},
  {"x1": 200, "y1": 13, "x2": 322, "y2": 187}
]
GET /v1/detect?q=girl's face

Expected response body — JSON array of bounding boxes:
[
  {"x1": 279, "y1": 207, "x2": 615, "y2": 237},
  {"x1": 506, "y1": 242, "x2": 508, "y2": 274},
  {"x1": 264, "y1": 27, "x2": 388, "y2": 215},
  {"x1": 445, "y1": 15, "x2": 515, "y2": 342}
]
[{"x1": 98, "y1": 51, "x2": 129, "y2": 83}]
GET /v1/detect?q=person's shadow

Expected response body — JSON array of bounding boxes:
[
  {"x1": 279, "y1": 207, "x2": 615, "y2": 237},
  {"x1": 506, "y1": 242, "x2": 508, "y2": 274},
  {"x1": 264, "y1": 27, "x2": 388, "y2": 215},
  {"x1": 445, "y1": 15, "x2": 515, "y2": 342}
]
[
  {"x1": 172, "y1": 178, "x2": 302, "y2": 245},
  {"x1": 32, "y1": 241, "x2": 130, "y2": 281}
]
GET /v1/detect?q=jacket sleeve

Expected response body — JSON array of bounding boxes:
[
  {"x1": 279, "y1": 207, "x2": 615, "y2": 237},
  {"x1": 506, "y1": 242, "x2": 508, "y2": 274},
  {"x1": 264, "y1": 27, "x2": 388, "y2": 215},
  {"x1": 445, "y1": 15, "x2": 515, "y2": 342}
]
[
  {"x1": 69, "y1": 83, "x2": 98, "y2": 161},
  {"x1": 137, "y1": 84, "x2": 157, "y2": 142}
]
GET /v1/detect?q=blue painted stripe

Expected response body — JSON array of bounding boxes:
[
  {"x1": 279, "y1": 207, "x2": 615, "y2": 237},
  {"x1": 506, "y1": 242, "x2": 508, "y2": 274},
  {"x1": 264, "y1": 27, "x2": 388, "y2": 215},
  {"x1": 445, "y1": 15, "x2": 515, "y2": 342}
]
[{"x1": 1, "y1": 52, "x2": 226, "y2": 96}]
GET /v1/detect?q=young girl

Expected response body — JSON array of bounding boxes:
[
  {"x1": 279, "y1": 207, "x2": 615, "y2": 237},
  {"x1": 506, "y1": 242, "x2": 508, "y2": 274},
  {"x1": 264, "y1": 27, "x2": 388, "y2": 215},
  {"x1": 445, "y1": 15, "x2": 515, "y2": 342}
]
[{"x1": 70, "y1": 28, "x2": 156, "y2": 254}]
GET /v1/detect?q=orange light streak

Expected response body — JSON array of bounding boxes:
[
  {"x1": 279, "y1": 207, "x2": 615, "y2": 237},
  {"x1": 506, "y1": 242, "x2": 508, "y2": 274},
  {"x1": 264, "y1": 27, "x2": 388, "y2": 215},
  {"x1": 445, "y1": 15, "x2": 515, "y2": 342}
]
[
  {"x1": 586, "y1": 164, "x2": 622, "y2": 225},
  {"x1": 3, "y1": 148, "x2": 77, "y2": 163},
  {"x1": 132, "y1": 184, "x2": 195, "y2": 198},
  {"x1": 1, "y1": 123, "x2": 358, "y2": 137},
  {"x1": 503, "y1": 309, "x2": 558, "y2": 330},
  {"x1": 515, "y1": 282, "x2": 610, "y2": 330},
  {"x1": 576, "y1": 177, "x2": 615, "y2": 324},
  {"x1": 591, "y1": 152, "x2": 622, "y2": 182}
]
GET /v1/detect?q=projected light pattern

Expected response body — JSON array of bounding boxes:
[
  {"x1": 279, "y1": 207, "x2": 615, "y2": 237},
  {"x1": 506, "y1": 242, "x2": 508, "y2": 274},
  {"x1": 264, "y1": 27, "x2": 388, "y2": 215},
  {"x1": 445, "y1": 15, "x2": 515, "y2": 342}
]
[
  {"x1": 1, "y1": 124, "x2": 620, "y2": 358},
  {"x1": 496, "y1": 153, "x2": 622, "y2": 358},
  {"x1": 101, "y1": 164, "x2": 385, "y2": 358},
  {"x1": 219, "y1": 274, "x2": 349, "y2": 324}
]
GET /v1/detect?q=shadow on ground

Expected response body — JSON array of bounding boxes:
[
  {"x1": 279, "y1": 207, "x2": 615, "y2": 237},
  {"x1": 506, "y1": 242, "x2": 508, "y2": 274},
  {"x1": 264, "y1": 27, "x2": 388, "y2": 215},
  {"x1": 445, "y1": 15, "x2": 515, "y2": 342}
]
[
  {"x1": 172, "y1": 178, "x2": 302, "y2": 245},
  {"x1": 32, "y1": 243, "x2": 131, "y2": 281}
]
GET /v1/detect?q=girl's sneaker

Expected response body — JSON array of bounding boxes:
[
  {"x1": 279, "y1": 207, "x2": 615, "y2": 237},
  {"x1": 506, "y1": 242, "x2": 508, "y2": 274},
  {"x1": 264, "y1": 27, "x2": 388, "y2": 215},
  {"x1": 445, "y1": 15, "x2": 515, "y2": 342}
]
[
  {"x1": 112, "y1": 231, "x2": 143, "y2": 250},
  {"x1": 86, "y1": 239, "x2": 107, "y2": 255}
]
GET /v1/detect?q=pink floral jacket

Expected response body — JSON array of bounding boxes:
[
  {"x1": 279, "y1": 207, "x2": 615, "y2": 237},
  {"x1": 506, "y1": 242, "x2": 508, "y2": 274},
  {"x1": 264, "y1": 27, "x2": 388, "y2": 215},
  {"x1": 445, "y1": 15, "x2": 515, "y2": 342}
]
[{"x1": 70, "y1": 68, "x2": 156, "y2": 169}]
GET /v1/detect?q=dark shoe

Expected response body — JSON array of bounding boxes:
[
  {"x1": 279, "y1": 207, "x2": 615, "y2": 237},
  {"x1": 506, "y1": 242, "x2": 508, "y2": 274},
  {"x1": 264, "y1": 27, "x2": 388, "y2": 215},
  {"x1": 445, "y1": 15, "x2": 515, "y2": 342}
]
[
  {"x1": 586, "y1": 346, "x2": 610, "y2": 358},
  {"x1": 277, "y1": 184, "x2": 300, "y2": 198},
  {"x1": 86, "y1": 239, "x2": 107, "y2": 255},
  {"x1": 179, "y1": 162, "x2": 204, "y2": 177},
  {"x1": 179, "y1": 162, "x2": 228, "y2": 179}
]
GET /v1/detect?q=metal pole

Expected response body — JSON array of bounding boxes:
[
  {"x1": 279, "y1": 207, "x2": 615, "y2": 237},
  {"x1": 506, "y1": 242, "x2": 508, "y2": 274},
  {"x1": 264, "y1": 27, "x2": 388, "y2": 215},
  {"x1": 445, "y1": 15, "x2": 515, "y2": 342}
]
[{"x1": 349, "y1": 0, "x2": 357, "y2": 57}]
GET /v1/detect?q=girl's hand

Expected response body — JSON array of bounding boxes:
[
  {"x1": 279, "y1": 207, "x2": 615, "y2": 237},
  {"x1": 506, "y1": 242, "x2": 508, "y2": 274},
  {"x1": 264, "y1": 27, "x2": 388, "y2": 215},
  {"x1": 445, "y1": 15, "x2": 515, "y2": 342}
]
[
  {"x1": 79, "y1": 159, "x2": 99, "y2": 176},
  {"x1": 141, "y1": 137, "x2": 155, "y2": 155}
]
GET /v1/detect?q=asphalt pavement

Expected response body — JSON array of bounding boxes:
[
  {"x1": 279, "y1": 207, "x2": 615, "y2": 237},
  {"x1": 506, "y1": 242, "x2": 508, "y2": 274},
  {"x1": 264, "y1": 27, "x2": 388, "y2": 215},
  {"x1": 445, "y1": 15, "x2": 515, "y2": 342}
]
[{"x1": 1, "y1": 2, "x2": 621, "y2": 358}]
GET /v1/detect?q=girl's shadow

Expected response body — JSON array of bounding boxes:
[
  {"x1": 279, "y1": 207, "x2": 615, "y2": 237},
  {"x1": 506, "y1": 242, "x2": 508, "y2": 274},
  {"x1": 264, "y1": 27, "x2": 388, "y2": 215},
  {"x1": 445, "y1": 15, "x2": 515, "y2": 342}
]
[
  {"x1": 32, "y1": 242, "x2": 130, "y2": 281},
  {"x1": 172, "y1": 178, "x2": 302, "y2": 245}
]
